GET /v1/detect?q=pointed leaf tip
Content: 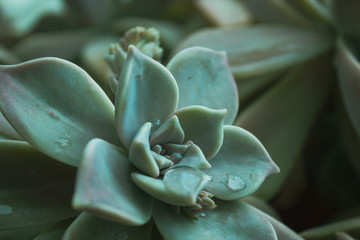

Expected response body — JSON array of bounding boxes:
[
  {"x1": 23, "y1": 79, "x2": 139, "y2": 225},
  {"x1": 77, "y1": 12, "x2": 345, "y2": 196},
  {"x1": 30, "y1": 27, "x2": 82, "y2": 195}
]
[{"x1": 115, "y1": 45, "x2": 179, "y2": 149}]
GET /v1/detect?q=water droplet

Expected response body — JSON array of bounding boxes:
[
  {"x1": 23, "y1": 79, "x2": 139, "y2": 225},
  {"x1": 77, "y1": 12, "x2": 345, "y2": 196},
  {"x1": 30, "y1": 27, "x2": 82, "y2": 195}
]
[
  {"x1": 208, "y1": 176, "x2": 213, "y2": 182},
  {"x1": 200, "y1": 212, "x2": 206, "y2": 218},
  {"x1": 54, "y1": 134, "x2": 71, "y2": 149},
  {"x1": 225, "y1": 174, "x2": 246, "y2": 192},
  {"x1": 170, "y1": 152, "x2": 182, "y2": 163},
  {"x1": 0, "y1": 205, "x2": 12, "y2": 215},
  {"x1": 151, "y1": 119, "x2": 161, "y2": 127}
]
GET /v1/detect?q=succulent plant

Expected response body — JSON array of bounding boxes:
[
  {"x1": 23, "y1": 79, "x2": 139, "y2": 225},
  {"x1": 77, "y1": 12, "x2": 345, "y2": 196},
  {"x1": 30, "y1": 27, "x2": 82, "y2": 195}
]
[{"x1": 0, "y1": 38, "x2": 283, "y2": 238}]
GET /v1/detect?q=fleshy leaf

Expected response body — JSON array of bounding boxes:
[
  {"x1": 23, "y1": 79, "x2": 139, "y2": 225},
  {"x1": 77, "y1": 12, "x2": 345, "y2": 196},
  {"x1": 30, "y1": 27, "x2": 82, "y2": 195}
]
[
  {"x1": 0, "y1": 140, "x2": 77, "y2": 230},
  {"x1": 149, "y1": 115, "x2": 185, "y2": 146},
  {"x1": 0, "y1": 58, "x2": 121, "y2": 166},
  {"x1": 300, "y1": 217, "x2": 360, "y2": 240},
  {"x1": 63, "y1": 212, "x2": 152, "y2": 240},
  {"x1": 152, "y1": 152, "x2": 173, "y2": 169},
  {"x1": 131, "y1": 166, "x2": 211, "y2": 206},
  {"x1": 175, "y1": 143, "x2": 211, "y2": 170},
  {"x1": 172, "y1": 106, "x2": 226, "y2": 160},
  {"x1": 335, "y1": 38, "x2": 360, "y2": 138},
  {"x1": 163, "y1": 142, "x2": 190, "y2": 155},
  {"x1": 115, "y1": 45, "x2": 179, "y2": 148},
  {"x1": 129, "y1": 122, "x2": 159, "y2": 177},
  {"x1": 72, "y1": 138, "x2": 152, "y2": 226},
  {"x1": 204, "y1": 125, "x2": 279, "y2": 200},
  {"x1": 33, "y1": 218, "x2": 74, "y2": 240},
  {"x1": 251, "y1": 205, "x2": 304, "y2": 240},
  {"x1": 167, "y1": 47, "x2": 238, "y2": 124},
  {"x1": 173, "y1": 24, "x2": 333, "y2": 80},
  {"x1": 153, "y1": 199, "x2": 277, "y2": 240},
  {"x1": 0, "y1": 111, "x2": 22, "y2": 140},
  {"x1": 235, "y1": 55, "x2": 333, "y2": 200}
]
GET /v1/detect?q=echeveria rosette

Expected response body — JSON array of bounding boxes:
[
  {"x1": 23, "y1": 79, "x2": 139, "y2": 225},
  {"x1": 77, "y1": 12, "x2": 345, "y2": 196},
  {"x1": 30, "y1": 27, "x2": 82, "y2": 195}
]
[{"x1": 0, "y1": 45, "x2": 279, "y2": 239}]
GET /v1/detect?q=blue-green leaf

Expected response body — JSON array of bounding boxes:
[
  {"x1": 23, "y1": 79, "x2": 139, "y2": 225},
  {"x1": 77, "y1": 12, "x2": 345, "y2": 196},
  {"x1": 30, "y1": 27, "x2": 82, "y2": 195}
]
[
  {"x1": 172, "y1": 106, "x2": 226, "y2": 160},
  {"x1": 167, "y1": 47, "x2": 238, "y2": 124},
  {"x1": 115, "y1": 45, "x2": 179, "y2": 148},
  {"x1": 0, "y1": 58, "x2": 121, "y2": 166},
  {"x1": 132, "y1": 166, "x2": 211, "y2": 206},
  {"x1": 153, "y1": 199, "x2": 277, "y2": 240},
  {"x1": 63, "y1": 213, "x2": 152, "y2": 240},
  {"x1": 72, "y1": 138, "x2": 152, "y2": 226},
  {"x1": 204, "y1": 125, "x2": 279, "y2": 200}
]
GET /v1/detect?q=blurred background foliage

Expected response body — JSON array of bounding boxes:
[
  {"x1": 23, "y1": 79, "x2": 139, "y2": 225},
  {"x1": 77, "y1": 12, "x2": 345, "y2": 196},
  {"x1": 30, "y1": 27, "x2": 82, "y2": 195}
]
[{"x1": 1, "y1": 0, "x2": 360, "y2": 239}]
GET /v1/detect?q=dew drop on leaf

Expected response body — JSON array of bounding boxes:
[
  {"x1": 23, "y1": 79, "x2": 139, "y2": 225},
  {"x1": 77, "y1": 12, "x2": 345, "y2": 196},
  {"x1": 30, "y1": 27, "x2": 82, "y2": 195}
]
[{"x1": 225, "y1": 174, "x2": 246, "y2": 192}]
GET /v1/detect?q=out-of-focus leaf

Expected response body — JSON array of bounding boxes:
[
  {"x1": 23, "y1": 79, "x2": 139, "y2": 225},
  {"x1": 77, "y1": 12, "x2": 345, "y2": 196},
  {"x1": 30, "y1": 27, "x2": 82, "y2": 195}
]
[
  {"x1": 247, "y1": 0, "x2": 312, "y2": 27},
  {"x1": 63, "y1": 212, "x2": 152, "y2": 240},
  {"x1": 0, "y1": 0, "x2": 65, "y2": 37},
  {"x1": 0, "y1": 111, "x2": 22, "y2": 141},
  {"x1": 195, "y1": 0, "x2": 253, "y2": 27},
  {"x1": 335, "y1": 38, "x2": 360, "y2": 138},
  {"x1": 153, "y1": 199, "x2": 277, "y2": 240},
  {"x1": 0, "y1": 44, "x2": 19, "y2": 65},
  {"x1": 0, "y1": 141, "x2": 77, "y2": 231},
  {"x1": 300, "y1": 217, "x2": 360, "y2": 240},
  {"x1": 33, "y1": 218, "x2": 74, "y2": 240},
  {"x1": 0, "y1": 58, "x2": 120, "y2": 166},
  {"x1": 173, "y1": 24, "x2": 333, "y2": 80},
  {"x1": 235, "y1": 55, "x2": 333, "y2": 200},
  {"x1": 65, "y1": 0, "x2": 111, "y2": 24},
  {"x1": 330, "y1": 0, "x2": 360, "y2": 38},
  {"x1": 12, "y1": 30, "x2": 94, "y2": 61}
]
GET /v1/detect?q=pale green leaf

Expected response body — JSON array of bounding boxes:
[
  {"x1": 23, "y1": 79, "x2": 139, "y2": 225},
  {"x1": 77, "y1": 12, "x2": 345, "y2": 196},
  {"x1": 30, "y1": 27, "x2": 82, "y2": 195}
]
[
  {"x1": 72, "y1": 138, "x2": 152, "y2": 226},
  {"x1": 129, "y1": 122, "x2": 159, "y2": 177},
  {"x1": 115, "y1": 45, "x2": 179, "y2": 148},
  {"x1": 131, "y1": 166, "x2": 211, "y2": 206},
  {"x1": 0, "y1": 111, "x2": 22, "y2": 140},
  {"x1": 173, "y1": 24, "x2": 333, "y2": 80},
  {"x1": 0, "y1": 58, "x2": 121, "y2": 166},
  {"x1": 153, "y1": 199, "x2": 277, "y2": 240},
  {"x1": 204, "y1": 125, "x2": 279, "y2": 200},
  {"x1": 172, "y1": 106, "x2": 226, "y2": 160},
  {"x1": 63, "y1": 212, "x2": 152, "y2": 240},
  {"x1": 167, "y1": 47, "x2": 238, "y2": 124},
  {"x1": 149, "y1": 115, "x2": 184, "y2": 146},
  {"x1": 33, "y1": 218, "x2": 74, "y2": 240}
]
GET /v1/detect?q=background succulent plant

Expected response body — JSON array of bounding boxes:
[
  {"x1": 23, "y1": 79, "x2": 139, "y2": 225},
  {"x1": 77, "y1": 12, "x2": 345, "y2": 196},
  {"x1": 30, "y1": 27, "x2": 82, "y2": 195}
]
[{"x1": 1, "y1": 0, "x2": 360, "y2": 239}]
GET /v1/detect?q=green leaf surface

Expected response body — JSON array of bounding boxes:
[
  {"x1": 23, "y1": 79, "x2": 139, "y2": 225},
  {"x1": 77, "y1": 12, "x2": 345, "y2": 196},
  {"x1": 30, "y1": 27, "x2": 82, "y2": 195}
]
[
  {"x1": 175, "y1": 143, "x2": 211, "y2": 170},
  {"x1": 204, "y1": 125, "x2": 279, "y2": 200},
  {"x1": 0, "y1": 223, "x2": 51, "y2": 240},
  {"x1": 132, "y1": 167, "x2": 210, "y2": 206},
  {"x1": 167, "y1": 47, "x2": 238, "y2": 124},
  {"x1": 330, "y1": 0, "x2": 360, "y2": 38},
  {"x1": 0, "y1": 140, "x2": 77, "y2": 230},
  {"x1": 173, "y1": 24, "x2": 333, "y2": 80},
  {"x1": 72, "y1": 138, "x2": 152, "y2": 226},
  {"x1": 0, "y1": 44, "x2": 19, "y2": 65},
  {"x1": 0, "y1": 111, "x2": 22, "y2": 140},
  {"x1": 33, "y1": 218, "x2": 74, "y2": 240},
  {"x1": 251, "y1": 206, "x2": 304, "y2": 240},
  {"x1": 129, "y1": 122, "x2": 160, "y2": 177},
  {"x1": 300, "y1": 217, "x2": 360, "y2": 240},
  {"x1": 153, "y1": 199, "x2": 277, "y2": 240},
  {"x1": 235, "y1": 55, "x2": 333, "y2": 200},
  {"x1": 63, "y1": 212, "x2": 152, "y2": 240},
  {"x1": 149, "y1": 115, "x2": 184, "y2": 146},
  {"x1": 335, "y1": 38, "x2": 360, "y2": 138},
  {"x1": 0, "y1": 58, "x2": 120, "y2": 166},
  {"x1": 172, "y1": 106, "x2": 226, "y2": 160},
  {"x1": 115, "y1": 45, "x2": 179, "y2": 148}
]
